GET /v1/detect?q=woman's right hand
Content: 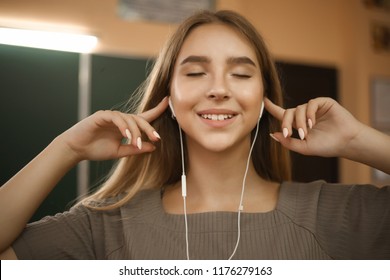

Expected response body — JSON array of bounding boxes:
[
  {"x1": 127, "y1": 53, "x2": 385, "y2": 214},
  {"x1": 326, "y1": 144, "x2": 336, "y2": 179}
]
[{"x1": 60, "y1": 97, "x2": 169, "y2": 162}]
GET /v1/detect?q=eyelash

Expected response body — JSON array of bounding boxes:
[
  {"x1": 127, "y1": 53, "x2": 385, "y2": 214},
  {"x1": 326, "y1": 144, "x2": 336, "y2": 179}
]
[
  {"x1": 186, "y1": 72, "x2": 205, "y2": 77},
  {"x1": 186, "y1": 73, "x2": 252, "y2": 78},
  {"x1": 232, "y1": 74, "x2": 251, "y2": 79}
]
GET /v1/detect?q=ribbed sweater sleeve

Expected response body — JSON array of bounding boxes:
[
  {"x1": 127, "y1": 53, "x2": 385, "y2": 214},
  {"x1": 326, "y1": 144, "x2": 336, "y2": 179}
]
[
  {"x1": 12, "y1": 203, "x2": 96, "y2": 259},
  {"x1": 280, "y1": 181, "x2": 390, "y2": 259}
]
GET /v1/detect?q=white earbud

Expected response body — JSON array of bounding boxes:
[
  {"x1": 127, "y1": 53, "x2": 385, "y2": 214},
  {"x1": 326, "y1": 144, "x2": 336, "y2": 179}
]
[
  {"x1": 168, "y1": 97, "x2": 176, "y2": 118},
  {"x1": 258, "y1": 101, "x2": 265, "y2": 121}
]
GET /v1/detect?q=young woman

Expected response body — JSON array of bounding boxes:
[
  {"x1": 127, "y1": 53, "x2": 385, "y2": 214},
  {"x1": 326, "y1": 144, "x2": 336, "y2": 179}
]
[{"x1": 0, "y1": 10, "x2": 389, "y2": 260}]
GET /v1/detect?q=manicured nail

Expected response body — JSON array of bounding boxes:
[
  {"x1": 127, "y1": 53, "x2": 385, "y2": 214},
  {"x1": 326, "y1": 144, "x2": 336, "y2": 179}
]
[
  {"x1": 125, "y1": 129, "x2": 132, "y2": 143},
  {"x1": 153, "y1": 131, "x2": 161, "y2": 140},
  {"x1": 137, "y1": 137, "x2": 142, "y2": 150},
  {"x1": 269, "y1": 133, "x2": 280, "y2": 142},
  {"x1": 283, "y1": 128, "x2": 289, "y2": 138},
  {"x1": 308, "y1": 119, "x2": 313, "y2": 129},
  {"x1": 298, "y1": 128, "x2": 305, "y2": 140}
]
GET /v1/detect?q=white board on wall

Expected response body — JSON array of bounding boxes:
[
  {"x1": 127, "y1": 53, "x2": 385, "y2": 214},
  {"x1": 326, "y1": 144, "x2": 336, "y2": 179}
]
[
  {"x1": 371, "y1": 77, "x2": 390, "y2": 184},
  {"x1": 372, "y1": 77, "x2": 390, "y2": 130}
]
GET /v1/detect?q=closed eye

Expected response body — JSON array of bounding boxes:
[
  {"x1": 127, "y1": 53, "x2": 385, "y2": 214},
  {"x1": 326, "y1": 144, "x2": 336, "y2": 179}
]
[
  {"x1": 232, "y1": 73, "x2": 252, "y2": 79},
  {"x1": 186, "y1": 72, "x2": 206, "y2": 77}
]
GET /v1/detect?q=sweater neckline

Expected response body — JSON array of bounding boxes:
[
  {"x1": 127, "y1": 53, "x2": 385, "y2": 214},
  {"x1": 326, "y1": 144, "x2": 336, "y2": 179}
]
[
  {"x1": 158, "y1": 181, "x2": 288, "y2": 216},
  {"x1": 143, "y1": 182, "x2": 292, "y2": 232}
]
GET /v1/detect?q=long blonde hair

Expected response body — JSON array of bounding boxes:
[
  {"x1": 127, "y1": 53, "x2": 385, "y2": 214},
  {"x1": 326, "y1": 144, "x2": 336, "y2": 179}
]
[{"x1": 83, "y1": 10, "x2": 291, "y2": 210}]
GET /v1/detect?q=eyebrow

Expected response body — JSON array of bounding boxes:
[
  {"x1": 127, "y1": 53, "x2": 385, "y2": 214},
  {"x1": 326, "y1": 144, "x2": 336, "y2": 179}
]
[
  {"x1": 180, "y1": 55, "x2": 256, "y2": 67},
  {"x1": 180, "y1": 55, "x2": 210, "y2": 65},
  {"x1": 227, "y1": 56, "x2": 256, "y2": 67}
]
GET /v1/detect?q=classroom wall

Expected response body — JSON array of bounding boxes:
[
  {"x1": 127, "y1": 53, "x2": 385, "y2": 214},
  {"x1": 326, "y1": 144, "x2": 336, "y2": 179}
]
[{"x1": 1, "y1": 0, "x2": 389, "y2": 184}]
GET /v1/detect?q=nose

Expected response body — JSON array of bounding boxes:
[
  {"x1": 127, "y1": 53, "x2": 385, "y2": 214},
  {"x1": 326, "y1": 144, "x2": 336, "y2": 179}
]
[{"x1": 206, "y1": 75, "x2": 230, "y2": 101}]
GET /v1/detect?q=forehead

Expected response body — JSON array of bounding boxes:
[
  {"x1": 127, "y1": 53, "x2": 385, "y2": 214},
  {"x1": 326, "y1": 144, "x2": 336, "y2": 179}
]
[{"x1": 177, "y1": 23, "x2": 259, "y2": 65}]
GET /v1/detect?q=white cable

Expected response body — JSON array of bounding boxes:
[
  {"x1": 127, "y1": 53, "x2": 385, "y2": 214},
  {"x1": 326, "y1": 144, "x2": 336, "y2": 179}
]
[
  {"x1": 179, "y1": 128, "x2": 186, "y2": 181},
  {"x1": 178, "y1": 127, "x2": 190, "y2": 260},
  {"x1": 183, "y1": 195, "x2": 190, "y2": 260}
]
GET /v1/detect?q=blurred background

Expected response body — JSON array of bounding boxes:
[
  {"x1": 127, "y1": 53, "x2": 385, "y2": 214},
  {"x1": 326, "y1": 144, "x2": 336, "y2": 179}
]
[{"x1": 1, "y1": 0, "x2": 389, "y2": 221}]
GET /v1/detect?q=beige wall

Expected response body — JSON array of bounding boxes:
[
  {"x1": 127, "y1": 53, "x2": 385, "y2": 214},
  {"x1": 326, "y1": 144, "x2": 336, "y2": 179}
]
[{"x1": 1, "y1": 0, "x2": 389, "y2": 184}]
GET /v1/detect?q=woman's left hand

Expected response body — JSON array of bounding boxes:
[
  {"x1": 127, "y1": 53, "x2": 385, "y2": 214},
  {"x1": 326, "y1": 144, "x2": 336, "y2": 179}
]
[{"x1": 265, "y1": 97, "x2": 364, "y2": 158}]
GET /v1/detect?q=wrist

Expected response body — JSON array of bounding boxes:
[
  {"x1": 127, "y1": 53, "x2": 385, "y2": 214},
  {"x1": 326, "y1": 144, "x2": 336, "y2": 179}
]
[
  {"x1": 51, "y1": 135, "x2": 83, "y2": 168},
  {"x1": 341, "y1": 122, "x2": 371, "y2": 162},
  {"x1": 342, "y1": 124, "x2": 390, "y2": 174}
]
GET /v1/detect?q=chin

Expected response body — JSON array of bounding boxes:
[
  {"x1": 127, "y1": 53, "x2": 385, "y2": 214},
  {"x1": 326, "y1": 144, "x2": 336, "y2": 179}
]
[
  {"x1": 186, "y1": 130, "x2": 251, "y2": 154},
  {"x1": 205, "y1": 144, "x2": 234, "y2": 153},
  {"x1": 195, "y1": 138, "x2": 243, "y2": 154}
]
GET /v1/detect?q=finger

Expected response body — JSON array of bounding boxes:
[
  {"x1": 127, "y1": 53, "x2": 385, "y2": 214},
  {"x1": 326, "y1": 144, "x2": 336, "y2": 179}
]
[
  {"x1": 295, "y1": 104, "x2": 308, "y2": 140},
  {"x1": 139, "y1": 96, "x2": 169, "y2": 122},
  {"x1": 306, "y1": 99, "x2": 320, "y2": 129},
  {"x1": 132, "y1": 115, "x2": 161, "y2": 142},
  {"x1": 122, "y1": 114, "x2": 142, "y2": 148},
  {"x1": 98, "y1": 110, "x2": 131, "y2": 139},
  {"x1": 96, "y1": 111, "x2": 143, "y2": 149},
  {"x1": 116, "y1": 142, "x2": 156, "y2": 158},
  {"x1": 270, "y1": 132, "x2": 310, "y2": 155},
  {"x1": 306, "y1": 97, "x2": 335, "y2": 128},
  {"x1": 264, "y1": 97, "x2": 285, "y2": 121},
  {"x1": 281, "y1": 108, "x2": 295, "y2": 138}
]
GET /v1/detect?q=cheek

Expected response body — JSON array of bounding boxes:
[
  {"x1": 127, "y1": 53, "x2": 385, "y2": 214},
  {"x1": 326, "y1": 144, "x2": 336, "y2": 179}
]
[
  {"x1": 170, "y1": 77, "x2": 197, "y2": 118},
  {"x1": 233, "y1": 82, "x2": 264, "y2": 111},
  {"x1": 170, "y1": 76, "x2": 208, "y2": 112},
  {"x1": 171, "y1": 78, "x2": 190, "y2": 102}
]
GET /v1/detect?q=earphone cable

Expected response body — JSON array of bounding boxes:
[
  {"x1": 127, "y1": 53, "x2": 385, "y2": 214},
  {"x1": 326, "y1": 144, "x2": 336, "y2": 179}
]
[
  {"x1": 178, "y1": 127, "x2": 190, "y2": 260},
  {"x1": 183, "y1": 195, "x2": 190, "y2": 260}
]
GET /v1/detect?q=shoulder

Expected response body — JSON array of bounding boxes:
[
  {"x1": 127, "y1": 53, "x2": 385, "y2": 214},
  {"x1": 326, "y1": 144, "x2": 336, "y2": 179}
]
[
  {"x1": 279, "y1": 180, "x2": 388, "y2": 201},
  {"x1": 277, "y1": 180, "x2": 390, "y2": 224},
  {"x1": 83, "y1": 188, "x2": 162, "y2": 212},
  {"x1": 81, "y1": 188, "x2": 163, "y2": 222},
  {"x1": 13, "y1": 189, "x2": 163, "y2": 260},
  {"x1": 277, "y1": 180, "x2": 390, "y2": 259},
  {"x1": 276, "y1": 180, "x2": 326, "y2": 218},
  {"x1": 277, "y1": 181, "x2": 390, "y2": 223}
]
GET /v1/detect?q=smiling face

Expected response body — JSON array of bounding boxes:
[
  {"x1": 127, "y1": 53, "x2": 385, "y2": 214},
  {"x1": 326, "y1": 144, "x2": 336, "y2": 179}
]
[{"x1": 170, "y1": 23, "x2": 264, "y2": 153}]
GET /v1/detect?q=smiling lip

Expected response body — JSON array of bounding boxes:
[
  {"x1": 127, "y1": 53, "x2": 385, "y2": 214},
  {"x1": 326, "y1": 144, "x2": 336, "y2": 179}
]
[{"x1": 197, "y1": 109, "x2": 238, "y2": 127}]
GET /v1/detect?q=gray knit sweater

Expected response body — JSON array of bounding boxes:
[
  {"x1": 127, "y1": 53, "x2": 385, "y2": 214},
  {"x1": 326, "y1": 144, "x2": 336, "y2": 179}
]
[{"x1": 12, "y1": 181, "x2": 390, "y2": 259}]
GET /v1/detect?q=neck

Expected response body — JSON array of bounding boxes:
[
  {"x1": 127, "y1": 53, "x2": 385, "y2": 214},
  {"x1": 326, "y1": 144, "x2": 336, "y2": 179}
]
[
  {"x1": 187, "y1": 141, "x2": 251, "y2": 192},
  {"x1": 183, "y1": 137, "x2": 265, "y2": 212}
]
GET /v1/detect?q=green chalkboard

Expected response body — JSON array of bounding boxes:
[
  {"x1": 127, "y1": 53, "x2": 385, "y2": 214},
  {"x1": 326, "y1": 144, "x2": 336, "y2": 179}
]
[
  {"x1": 0, "y1": 44, "x2": 79, "y2": 221},
  {"x1": 89, "y1": 54, "x2": 149, "y2": 188}
]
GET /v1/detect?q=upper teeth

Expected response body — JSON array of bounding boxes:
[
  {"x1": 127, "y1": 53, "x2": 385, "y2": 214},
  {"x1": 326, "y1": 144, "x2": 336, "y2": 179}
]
[{"x1": 200, "y1": 114, "x2": 233, "y2": 121}]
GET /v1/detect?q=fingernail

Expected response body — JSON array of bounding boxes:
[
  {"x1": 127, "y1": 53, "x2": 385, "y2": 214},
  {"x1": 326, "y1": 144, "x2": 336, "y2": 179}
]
[
  {"x1": 308, "y1": 119, "x2": 313, "y2": 129},
  {"x1": 153, "y1": 131, "x2": 161, "y2": 140},
  {"x1": 269, "y1": 133, "x2": 280, "y2": 142},
  {"x1": 125, "y1": 129, "x2": 132, "y2": 143},
  {"x1": 283, "y1": 128, "x2": 289, "y2": 138},
  {"x1": 137, "y1": 137, "x2": 142, "y2": 150},
  {"x1": 298, "y1": 128, "x2": 305, "y2": 140}
]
